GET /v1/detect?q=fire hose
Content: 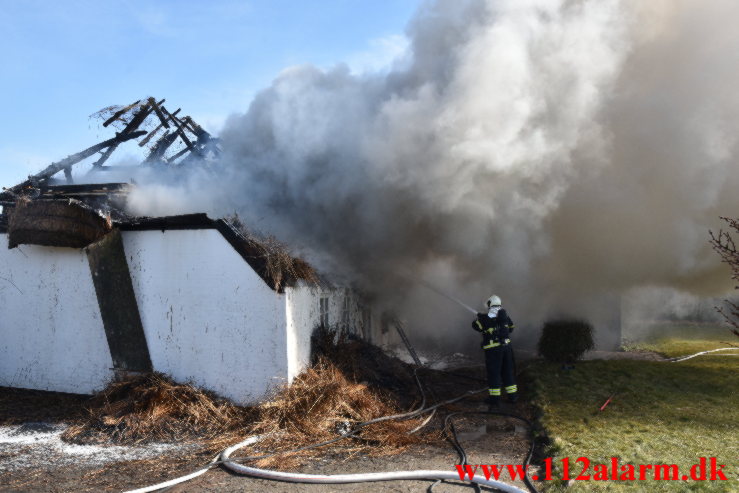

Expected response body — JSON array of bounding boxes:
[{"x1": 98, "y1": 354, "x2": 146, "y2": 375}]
[
  {"x1": 667, "y1": 346, "x2": 739, "y2": 362},
  {"x1": 220, "y1": 438, "x2": 526, "y2": 492},
  {"x1": 123, "y1": 385, "x2": 529, "y2": 493},
  {"x1": 122, "y1": 287, "x2": 539, "y2": 493},
  {"x1": 125, "y1": 339, "x2": 738, "y2": 493},
  {"x1": 124, "y1": 343, "x2": 536, "y2": 492}
]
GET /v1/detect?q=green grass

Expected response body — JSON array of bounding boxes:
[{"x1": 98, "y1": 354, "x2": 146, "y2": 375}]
[{"x1": 527, "y1": 337, "x2": 738, "y2": 492}]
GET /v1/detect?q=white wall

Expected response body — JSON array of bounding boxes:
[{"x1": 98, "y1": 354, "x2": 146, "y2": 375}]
[
  {"x1": 285, "y1": 284, "x2": 386, "y2": 381},
  {"x1": 285, "y1": 284, "x2": 320, "y2": 382},
  {"x1": 123, "y1": 229, "x2": 287, "y2": 405},
  {"x1": 0, "y1": 235, "x2": 114, "y2": 394},
  {"x1": 0, "y1": 227, "x2": 388, "y2": 404}
]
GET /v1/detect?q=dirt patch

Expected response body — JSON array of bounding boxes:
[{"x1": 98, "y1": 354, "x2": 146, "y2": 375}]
[{"x1": 0, "y1": 387, "x2": 87, "y2": 426}]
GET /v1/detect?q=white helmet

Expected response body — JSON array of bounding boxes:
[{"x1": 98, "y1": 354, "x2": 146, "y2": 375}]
[{"x1": 486, "y1": 294, "x2": 502, "y2": 309}]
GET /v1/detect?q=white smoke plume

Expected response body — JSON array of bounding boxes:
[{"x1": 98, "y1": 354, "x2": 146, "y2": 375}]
[{"x1": 130, "y1": 0, "x2": 739, "y2": 349}]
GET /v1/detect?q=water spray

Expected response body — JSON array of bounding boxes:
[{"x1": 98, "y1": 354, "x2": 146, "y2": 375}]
[{"x1": 415, "y1": 278, "x2": 479, "y2": 315}]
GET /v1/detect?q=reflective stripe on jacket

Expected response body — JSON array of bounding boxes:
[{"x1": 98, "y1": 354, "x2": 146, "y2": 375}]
[{"x1": 472, "y1": 309, "x2": 515, "y2": 350}]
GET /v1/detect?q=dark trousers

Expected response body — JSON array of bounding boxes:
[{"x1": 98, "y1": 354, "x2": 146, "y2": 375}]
[{"x1": 484, "y1": 345, "x2": 517, "y2": 398}]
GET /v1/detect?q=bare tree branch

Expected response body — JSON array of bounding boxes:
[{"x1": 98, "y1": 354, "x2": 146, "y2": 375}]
[{"x1": 710, "y1": 217, "x2": 739, "y2": 338}]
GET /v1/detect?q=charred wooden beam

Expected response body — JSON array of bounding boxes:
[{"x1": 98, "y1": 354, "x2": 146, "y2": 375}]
[
  {"x1": 164, "y1": 109, "x2": 196, "y2": 145},
  {"x1": 168, "y1": 114, "x2": 206, "y2": 161},
  {"x1": 40, "y1": 183, "x2": 131, "y2": 197},
  {"x1": 91, "y1": 98, "x2": 162, "y2": 169},
  {"x1": 123, "y1": 99, "x2": 160, "y2": 134},
  {"x1": 90, "y1": 145, "x2": 118, "y2": 169},
  {"x1": 19, "y1": 130, "x2": 146, "y2": 189},
  {"x1": 165, "y1": 145, "x2": 191, "y2": 163},
  {"x1": 182, "y1": 116, "x2": 202, "y2": 136},
  {"x1": 138, "y1": 108, "x2": 181, "y2": 147},
  {"x1": 173, "y1": 119, "x2": 195, "y2": 149},
  {"x1": 144, "y1": 130, "x2": 179, "y2": 164},
  {"x1": 148, "y1": 97, "x2": 169, "y2": 129},
  {"x1": 102, "y1": 100, "x2": 141, "y2": 127}
]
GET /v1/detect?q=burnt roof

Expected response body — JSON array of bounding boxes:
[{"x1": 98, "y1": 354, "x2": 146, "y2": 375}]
[
  {"x1": 3, "y1": 96, "x2": 219, "y2": 196},
  {"x1": 0, "y1": 210, "x2": 319, "y2": 293}
]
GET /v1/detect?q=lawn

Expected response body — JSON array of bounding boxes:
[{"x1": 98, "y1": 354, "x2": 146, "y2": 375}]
[{"x1": 527, "y1": 334, "x2": 738, "y2": 492}]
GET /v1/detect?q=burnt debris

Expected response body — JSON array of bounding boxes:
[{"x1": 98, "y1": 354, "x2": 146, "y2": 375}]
[
  {"x1": 0, "y1": 96, "x2": 220, "y2": 245},
  {"x1": 8, "y1": 198, "x2": 112, "y2": 249},
  {"x1": 0, "y1": 96, "x2": 219, "y2": 201},
  {"x1": 0, "y1": 97, "x2": 319, "y2": 292}
]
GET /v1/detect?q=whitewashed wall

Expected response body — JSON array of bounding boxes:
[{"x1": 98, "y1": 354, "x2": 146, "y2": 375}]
[
  {"x1": 285, "y1": 284, "x2": 393, "y2": 381},
  {"x1": 0, "y1": 227, "x2": 390, "y2": 404},
  {"x1": 123, "y1": 229, "x2": 287, "y2": 405},
  {"x1": 0, "y1": 235, "x2": 114, "y2": 393},
  {"x1": 285, "y1": 284, "x2": 319, "y2": 382}
]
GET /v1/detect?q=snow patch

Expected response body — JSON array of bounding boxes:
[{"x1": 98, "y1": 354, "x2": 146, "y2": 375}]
[{"x1": 0, "y1": 422, "x2": 188, "y2": 472}]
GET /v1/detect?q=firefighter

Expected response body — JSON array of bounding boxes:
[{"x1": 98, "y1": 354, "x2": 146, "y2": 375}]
[{"x1": 472, "y1": 294, "x2": 517, "y2": 406}]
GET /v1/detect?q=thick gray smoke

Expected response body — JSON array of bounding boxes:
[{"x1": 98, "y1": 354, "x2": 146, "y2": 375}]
[{"x1": 129, "y1": 0, "x2": 739, "y2": 349}]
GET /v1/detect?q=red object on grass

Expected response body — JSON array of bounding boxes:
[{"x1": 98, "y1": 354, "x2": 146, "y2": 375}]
[{"x1": 599, "y1": 394, "x2": 615, "y2": 411}]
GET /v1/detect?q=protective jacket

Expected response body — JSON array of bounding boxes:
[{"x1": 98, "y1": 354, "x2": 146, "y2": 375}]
[
  {"x1": 472, "y1": 309, "x2": 518, "y2": 402},
  {"x1": 472, "y1": 309, "x2": 515, "y2": 349}
]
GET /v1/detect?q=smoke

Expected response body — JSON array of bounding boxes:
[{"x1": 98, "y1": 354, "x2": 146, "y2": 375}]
[{"x1": 130, "y1": 0, "x2": 739, "y2": 349}]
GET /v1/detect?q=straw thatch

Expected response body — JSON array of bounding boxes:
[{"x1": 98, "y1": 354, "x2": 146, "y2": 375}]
[
  {"x1": 226, "y1": 214, "x2": 320, "y2": 291},
  {"x1": 7, "y1": 198, "x2": 111, "y2": 249}
]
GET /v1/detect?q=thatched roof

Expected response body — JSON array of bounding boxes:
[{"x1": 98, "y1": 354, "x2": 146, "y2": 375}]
[
  {"x1": 216, "y1": 217, "x2": 320, "y2": 292},
  {"x1": 7, "y1": 198, "x2": 111, "y2": 249},
  {"x1": 2, "y1": 197, "x2": 318, "y2": 292}
]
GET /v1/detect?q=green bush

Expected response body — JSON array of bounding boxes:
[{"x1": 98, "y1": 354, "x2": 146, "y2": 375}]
[{"x1": 537, "y1": 319, "x2": 595, "y2": 364}]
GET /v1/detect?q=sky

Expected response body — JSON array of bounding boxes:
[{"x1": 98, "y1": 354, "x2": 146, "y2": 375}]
[{"x1": 0, "y1": 0, "x2": 423, "y2": 187}]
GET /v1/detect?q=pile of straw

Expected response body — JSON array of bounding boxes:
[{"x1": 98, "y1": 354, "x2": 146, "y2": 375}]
[
  {"x1": 63, "y1": 331, "x2": 431, "y2": 467},
  {"x1": 242, "y1": 355, "x2": 426, "y2": 468},
  {"x1": 62, "y1": 373, "x2": 252, "y2": 446}
]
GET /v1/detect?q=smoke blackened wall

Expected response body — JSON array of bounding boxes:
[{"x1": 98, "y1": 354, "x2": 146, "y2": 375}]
[{"x1": 132, "y1": 0, "x2": 739, "y2": 350}]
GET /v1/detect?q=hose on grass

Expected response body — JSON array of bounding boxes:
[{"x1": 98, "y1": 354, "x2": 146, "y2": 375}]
[{"x1": 667, "y1": 347, "x2": 739, "y2": 362}]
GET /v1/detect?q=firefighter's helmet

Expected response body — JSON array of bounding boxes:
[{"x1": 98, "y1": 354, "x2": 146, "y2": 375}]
[{"x1": 486, "y1": 294, "x2": 502, "y2": 308}]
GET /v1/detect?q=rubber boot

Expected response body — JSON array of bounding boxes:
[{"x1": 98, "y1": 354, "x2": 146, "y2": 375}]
[
  {"x1": 508, "y1": 392, "x2": 519, "y2": 403},
  {"x1": 486, "y1": 395, "x2": 500, "y2": 408}
]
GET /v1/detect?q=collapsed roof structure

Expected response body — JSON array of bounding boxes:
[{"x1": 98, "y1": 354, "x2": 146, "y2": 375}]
[
  {"x1": 8, "y1": 96, "x2": 219, "y2": 187},
  {"x1": 0, "y1": 98, "x2": 395, "y2": 404},
  {"x1": 0, "y1": 96, "x2": 219, "y2": 225},
  {"x1": 0, "y1": 97, "x2": 316, "y2": 291}
]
